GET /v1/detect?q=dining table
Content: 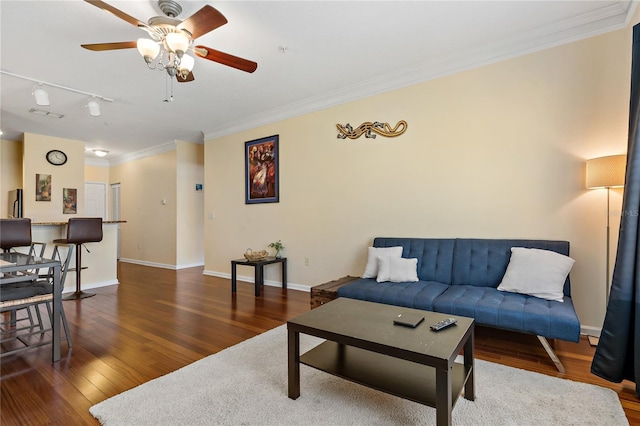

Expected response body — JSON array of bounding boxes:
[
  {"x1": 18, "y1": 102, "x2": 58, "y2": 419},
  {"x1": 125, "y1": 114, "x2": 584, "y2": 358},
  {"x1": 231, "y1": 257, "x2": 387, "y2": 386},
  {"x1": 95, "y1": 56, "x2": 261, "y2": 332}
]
[{"x1": 0, "y1": 251, "x2": 62, "y2": 362}]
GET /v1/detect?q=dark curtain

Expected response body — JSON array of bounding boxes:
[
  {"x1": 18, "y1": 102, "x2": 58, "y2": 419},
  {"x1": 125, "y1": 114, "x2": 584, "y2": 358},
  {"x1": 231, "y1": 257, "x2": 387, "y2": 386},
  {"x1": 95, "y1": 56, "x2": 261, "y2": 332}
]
[{"x1": 590, "y1": 23, "x2": 640, "y2": 395}]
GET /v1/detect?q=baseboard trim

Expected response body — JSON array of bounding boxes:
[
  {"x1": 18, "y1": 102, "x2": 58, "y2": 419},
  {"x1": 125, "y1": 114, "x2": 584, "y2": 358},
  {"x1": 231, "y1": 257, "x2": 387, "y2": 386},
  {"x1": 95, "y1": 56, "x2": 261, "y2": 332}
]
[
  {"x1": 119, "y1": 258, "x2": 177, "y2": 270},
  {"x1": 203, "y1": 269, "x2": 311, "y2": 293},
  {"x1": 176, "y1": 262, "x2": 205, "y2": 270},
  {"x1": 581, "y1": 325, "x2": 601, "y2": 338},
  {"x1": 62, "y1": 279, "x2": 118, "y2": 294}
]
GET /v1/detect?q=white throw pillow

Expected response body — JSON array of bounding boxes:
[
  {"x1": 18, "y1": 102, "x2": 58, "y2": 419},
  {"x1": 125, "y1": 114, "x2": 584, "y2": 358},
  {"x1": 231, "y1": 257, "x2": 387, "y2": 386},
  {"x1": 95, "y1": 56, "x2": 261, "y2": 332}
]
[
  {"x1": 376, "y1": 256, "x2": 419, "y2": 283},
  {"x1": 497, "y1": 247, "x2": 575, "y2": 302},
  {"x1": 362, "y1": 246, "x2": 403, "y2": 278}
]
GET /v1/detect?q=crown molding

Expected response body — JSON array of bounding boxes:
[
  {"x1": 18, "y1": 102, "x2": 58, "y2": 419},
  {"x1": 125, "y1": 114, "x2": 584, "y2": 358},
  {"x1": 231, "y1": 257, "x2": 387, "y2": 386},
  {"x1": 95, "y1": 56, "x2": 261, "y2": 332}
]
[
  {"x1": 108, "y1": 141, "x2": 177, "y2": 166},
  {"x1": 204, "y1": 1, "x2": 635, "y2": 141}
]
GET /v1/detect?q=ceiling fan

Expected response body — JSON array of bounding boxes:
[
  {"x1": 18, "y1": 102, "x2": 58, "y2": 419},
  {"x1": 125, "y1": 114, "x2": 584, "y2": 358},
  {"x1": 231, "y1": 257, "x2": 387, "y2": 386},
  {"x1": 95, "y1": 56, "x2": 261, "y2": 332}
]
[{"x1": 81, "y1": 0, "x2": 257, "y2": 83}]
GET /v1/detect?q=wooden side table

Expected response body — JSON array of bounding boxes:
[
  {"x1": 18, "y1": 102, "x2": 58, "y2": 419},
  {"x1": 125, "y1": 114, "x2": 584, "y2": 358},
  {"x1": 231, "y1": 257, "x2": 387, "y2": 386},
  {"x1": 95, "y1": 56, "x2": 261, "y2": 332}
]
[{"x1": 231, "y1": 257, "x2": 287, "y2": 297}]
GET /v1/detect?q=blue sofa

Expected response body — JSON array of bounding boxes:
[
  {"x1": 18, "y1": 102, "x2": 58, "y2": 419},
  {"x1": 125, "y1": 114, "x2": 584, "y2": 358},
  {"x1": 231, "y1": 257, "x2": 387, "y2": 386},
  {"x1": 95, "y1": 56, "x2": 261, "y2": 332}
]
[{"x1": 337, "y1": 237, "x2": 581, "y2": 372}]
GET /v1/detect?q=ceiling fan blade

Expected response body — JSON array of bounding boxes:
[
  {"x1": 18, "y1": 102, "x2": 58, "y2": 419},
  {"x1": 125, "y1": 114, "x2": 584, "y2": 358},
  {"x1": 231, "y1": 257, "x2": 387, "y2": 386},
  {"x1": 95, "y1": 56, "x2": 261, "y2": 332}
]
[
  {"x1": 177, "y1": 71, "x2": 195, "y2": 83},
  {"x1": 81, "y1": 41, "x2": 137, "y2": 51},
  {"x1": 194, "y1": 45, "x2": 257, "y2": 73},
  {"x1": 177, "y1": 6, "x2": 227, "y2": 39},
  {"x1": 84, "y1": 0, "x2": 146, "y2": 28}
]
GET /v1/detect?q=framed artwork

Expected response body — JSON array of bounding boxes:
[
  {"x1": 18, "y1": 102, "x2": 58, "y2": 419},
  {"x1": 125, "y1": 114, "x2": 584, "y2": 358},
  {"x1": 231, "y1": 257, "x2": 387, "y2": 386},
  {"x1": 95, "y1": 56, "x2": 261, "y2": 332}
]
[
  {"x1": 63, "y1": 188, "x2": 77, "y2": 214},
  {"x1": 35, "y1": 174, "x2": 51, "y2": 201},
  {"x1": 245, "y1": 135, "x2": 279, "y2": 204}
]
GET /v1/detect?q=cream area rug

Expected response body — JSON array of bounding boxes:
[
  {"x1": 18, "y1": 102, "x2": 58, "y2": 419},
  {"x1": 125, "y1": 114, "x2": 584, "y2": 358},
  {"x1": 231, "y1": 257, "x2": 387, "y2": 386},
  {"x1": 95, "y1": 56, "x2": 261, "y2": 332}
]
[{"x1": 90, "y1": 325, "x2": 628, "y2": 426}]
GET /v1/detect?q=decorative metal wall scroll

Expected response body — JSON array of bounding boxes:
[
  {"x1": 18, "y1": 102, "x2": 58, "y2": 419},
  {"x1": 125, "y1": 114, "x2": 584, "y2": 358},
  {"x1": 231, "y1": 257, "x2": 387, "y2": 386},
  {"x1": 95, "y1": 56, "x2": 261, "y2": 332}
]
[{"x1": 336, "y1": 120, "x2": 407, "y2": 139}]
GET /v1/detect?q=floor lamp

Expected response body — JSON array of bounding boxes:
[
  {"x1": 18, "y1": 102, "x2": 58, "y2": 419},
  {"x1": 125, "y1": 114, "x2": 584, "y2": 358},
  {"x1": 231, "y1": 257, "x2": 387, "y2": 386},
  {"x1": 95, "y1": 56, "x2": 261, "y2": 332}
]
[{"x1": 585, "y1": 154, "x2": 626, "y2": 346}]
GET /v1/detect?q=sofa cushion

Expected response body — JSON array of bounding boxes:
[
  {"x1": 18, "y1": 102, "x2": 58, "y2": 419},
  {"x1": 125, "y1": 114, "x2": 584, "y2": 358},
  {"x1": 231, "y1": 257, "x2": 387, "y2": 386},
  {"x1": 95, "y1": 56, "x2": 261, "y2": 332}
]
[
  {"x1": 337, "y1": 278, "x2": 449, "y2": 311},
  {"x1": 451, "y1": 239, "x2": 572, "y2": 296},
  {"x1": 497, "y1": 247, "x2": 575, "y2": 302},
  {"x1": 376, "y1": 257, "x2": 419, "y2": 283},
  {"x1": 433, "y1": 285, "x2": 580, "y2": 342},
  {"x1": 362, "y1": 246, "x2": 403, "y2": 278},
  {"x1": 373, "y1": 238, "x2": 455, "y2": 284}
]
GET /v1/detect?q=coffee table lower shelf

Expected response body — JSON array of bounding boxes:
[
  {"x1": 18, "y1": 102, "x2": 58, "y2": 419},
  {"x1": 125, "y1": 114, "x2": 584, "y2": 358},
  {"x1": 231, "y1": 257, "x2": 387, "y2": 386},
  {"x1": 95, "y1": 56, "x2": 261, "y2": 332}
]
[{"x1": 300, "y1": 340, "x2": 472, "y2": 408}]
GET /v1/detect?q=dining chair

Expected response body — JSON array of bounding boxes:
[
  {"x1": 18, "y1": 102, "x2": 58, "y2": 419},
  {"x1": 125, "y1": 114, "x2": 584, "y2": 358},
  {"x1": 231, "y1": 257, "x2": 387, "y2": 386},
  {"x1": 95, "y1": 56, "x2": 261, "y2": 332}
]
[
  {"x1": 0, "y1": 218, "x2": 46, "y2": 330},
  {"x1": 0, "y1": 243, "x2": 74, "y2": 357}
]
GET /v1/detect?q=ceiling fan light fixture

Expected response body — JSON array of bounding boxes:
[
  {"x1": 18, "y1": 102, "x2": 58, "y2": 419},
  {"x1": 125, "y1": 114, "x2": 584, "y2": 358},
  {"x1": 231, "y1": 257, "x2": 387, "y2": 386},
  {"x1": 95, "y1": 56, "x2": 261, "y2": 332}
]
[
  {"x1": 87, "y1": 98, "x2": 101, "y2": 117},
  {"x1": 33, "y1": 84, "x2": 50, "y2": 106},
  {"x1": 137, "y1": 38, "x2": 160, "y2": 63},
  {"x1": 179, "y1": 54, "x2": 195, "y2": 75},
  {"x1": 165, "y1": 32, "x2": 189, "y2": 57}
]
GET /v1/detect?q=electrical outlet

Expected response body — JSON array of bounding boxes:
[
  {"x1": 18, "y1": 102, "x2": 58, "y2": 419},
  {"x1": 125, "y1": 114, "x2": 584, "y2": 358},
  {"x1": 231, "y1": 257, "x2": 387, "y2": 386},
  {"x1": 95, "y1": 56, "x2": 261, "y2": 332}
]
[{"x1": 304, "y1": 257, "x2": 309, "y2": 267}]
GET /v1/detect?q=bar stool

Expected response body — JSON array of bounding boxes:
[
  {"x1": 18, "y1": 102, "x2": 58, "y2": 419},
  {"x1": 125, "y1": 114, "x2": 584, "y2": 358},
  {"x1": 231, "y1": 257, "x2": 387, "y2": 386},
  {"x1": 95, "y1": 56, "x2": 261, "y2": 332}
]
[
  {"x1": 0, "y1": 218, "x2": 46, "y2": 258},
  {"x1": 54, "y1": 218, "x2": 103, "y2": 300}
]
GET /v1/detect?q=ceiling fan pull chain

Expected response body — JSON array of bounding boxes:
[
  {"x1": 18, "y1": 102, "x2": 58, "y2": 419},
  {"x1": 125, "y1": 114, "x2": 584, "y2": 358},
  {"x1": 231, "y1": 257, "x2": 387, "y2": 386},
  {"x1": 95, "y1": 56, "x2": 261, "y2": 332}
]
[{"x1": 163, "y1": 73, "x2": 174, "y2": 102}]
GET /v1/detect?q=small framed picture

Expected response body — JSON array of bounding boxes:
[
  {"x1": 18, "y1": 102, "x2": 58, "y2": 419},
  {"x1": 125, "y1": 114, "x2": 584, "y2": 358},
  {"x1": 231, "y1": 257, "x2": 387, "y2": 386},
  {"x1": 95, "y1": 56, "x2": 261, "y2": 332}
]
[
  {"x1": 63, "y1": 188, "x2": 77, "y2": 214},
  {"x1": 245, "y1": 135, "x2": 279, "y2": 204},
  {"x1": 36, "y1": 174, "x2": 51, "y2": 201}
]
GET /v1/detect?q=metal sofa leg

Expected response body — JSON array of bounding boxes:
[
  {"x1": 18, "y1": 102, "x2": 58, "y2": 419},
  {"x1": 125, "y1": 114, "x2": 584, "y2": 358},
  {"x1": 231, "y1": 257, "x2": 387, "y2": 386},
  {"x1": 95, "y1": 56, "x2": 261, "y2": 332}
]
[{"x1": 537, "y1": 335, "x2": 566, "y2": 373}]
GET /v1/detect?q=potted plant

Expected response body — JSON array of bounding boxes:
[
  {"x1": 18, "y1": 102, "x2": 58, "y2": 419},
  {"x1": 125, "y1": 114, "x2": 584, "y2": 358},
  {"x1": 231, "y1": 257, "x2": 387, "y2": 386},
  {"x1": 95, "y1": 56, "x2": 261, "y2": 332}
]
[{"x1": 269, "y1": 240, "x2": 284, "y2": 258}]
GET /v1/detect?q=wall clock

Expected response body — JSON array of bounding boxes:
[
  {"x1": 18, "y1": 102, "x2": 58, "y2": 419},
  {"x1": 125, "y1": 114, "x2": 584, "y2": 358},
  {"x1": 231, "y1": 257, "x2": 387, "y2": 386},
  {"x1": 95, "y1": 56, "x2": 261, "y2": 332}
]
[{"x1": 46, "y1": 149, "x2": 67, "y2": 166}]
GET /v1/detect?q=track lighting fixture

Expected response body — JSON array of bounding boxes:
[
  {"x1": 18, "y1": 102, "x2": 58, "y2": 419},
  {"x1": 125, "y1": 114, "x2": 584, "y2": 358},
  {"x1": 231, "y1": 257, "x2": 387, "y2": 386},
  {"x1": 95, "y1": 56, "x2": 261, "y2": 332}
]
[
  {"x1": 33, "y1": 84, "x2": 50, "y2": 106},
  {"x1": 1, "y1": 71, "x2": 114, "y2": 116}
]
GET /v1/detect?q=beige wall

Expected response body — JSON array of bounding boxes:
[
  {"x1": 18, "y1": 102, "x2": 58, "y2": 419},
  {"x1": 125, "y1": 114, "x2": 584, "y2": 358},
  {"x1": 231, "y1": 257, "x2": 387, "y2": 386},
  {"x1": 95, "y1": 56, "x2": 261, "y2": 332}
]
[
  {"x1": 1, "y1": 139, "x2": 23, "y2": 218},
  {"x1": 23, "y1": 133, "x2": 85, "y2": 222},
  {"x1": 204, "y1": 21, "x2": 635, "y2": 332},
  {"x1": 176, "y1": 141, "x2": 205, "y2": 268},
  {"x1": 111, "y1": 149, "x2": 178, "y2": 267},
  {"x1": 85, "y1": 164, "x2": 110, "y2": 183}
]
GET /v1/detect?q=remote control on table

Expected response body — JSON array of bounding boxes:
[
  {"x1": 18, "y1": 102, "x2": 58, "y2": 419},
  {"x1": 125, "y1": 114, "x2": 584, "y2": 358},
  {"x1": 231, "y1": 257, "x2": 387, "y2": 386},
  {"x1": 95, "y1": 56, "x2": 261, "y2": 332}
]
[{"x1": 430, "y1": 317, "x2": 457, "y2": 331}]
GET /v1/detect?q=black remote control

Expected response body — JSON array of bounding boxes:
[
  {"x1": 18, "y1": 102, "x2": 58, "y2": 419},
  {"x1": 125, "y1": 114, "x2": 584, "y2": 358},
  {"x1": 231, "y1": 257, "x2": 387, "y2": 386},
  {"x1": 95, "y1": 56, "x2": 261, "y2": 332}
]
[{"x1": 430, "y1": 317, "x2": 457, "y2": 331}]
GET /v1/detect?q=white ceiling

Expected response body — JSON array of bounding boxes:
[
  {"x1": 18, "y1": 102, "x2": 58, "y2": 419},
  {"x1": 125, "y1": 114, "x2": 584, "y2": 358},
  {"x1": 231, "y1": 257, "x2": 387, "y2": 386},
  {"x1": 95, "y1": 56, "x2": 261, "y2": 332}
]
[{"x1": 0, "y1": 1, "x2": 636, "y2": 164}]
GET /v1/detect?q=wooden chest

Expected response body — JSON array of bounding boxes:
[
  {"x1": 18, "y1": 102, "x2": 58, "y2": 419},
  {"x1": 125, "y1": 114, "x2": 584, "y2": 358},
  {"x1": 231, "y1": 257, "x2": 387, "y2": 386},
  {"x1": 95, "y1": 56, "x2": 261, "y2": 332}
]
[{"x1": 310, "y1": 275, "x2": 360, "y2": 309}]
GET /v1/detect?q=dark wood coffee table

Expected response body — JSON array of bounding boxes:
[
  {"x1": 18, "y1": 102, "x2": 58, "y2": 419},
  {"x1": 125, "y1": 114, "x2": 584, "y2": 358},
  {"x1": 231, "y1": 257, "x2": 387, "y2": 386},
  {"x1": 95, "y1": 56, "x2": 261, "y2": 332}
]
[{"x1": 287, "y1": 298, "x2": 475, "y2": 426}]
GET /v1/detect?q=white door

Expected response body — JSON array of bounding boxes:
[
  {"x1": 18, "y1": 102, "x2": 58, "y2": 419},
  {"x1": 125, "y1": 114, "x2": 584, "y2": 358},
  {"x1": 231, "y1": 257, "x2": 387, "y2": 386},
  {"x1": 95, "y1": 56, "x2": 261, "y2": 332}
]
[{"x1": 85, "y1": 182, "x2": 107, "y2": 219}]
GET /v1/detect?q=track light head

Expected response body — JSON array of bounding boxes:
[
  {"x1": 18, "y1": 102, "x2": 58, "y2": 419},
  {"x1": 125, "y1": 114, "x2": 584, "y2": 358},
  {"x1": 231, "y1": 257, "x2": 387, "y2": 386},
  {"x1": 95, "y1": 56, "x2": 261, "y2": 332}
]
[
  {"x1": 33, "y1": 84, "x2": 50, "y2": 106},
  {"x1": 87, "y1": 98, "x2": 101, "y2": 117}
]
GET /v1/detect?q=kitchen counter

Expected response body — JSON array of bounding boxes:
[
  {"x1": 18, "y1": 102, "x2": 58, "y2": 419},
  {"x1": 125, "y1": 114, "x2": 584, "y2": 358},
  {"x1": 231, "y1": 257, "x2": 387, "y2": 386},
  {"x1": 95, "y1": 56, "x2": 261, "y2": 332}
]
[
  {"x1": 32, "y1": 220, "x2": 125, "y2": 226},
  {"x1": 30, "y1": 221, "x2": 124, "y2": 293}
]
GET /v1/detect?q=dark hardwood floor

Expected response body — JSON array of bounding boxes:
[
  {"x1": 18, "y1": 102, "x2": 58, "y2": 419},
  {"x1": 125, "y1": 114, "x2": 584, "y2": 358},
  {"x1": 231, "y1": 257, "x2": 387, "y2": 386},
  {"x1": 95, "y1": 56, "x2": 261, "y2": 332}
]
[{"x1": 1, "y1": 262, "x2": 638, "y2": 425}]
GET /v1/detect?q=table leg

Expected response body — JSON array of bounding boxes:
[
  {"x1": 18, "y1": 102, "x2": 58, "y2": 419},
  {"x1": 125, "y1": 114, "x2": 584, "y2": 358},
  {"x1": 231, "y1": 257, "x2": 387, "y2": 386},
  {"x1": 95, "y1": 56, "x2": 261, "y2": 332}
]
[
  {"x1": 288, "y1": 328, "x2": 300, "y2": 399},
  {"x1": 436, "y1": 366, "x2": 452, "y2": 426},
  {"x1": 231, "y1": 262, "x2": 237, "y2": 293},
  {"x1": 255, "y1": 265, "x2": 263, "y2": 297},
  {"x1": 52, "y1": 263, "x2": 61, "y2": 362},
  {"x1": 282, "y1": 258, "x2": 287, "y2": 290},
  {"x1": 464, "y1": 327, "x2": 475, "y2": 401}
]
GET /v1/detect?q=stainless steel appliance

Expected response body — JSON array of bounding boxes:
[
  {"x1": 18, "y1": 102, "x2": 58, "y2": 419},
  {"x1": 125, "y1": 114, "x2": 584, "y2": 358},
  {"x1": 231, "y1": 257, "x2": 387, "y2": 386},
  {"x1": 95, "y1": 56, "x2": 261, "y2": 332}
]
[{"x1": 8, "y1": 189, "x2": 23, "y2": 218}]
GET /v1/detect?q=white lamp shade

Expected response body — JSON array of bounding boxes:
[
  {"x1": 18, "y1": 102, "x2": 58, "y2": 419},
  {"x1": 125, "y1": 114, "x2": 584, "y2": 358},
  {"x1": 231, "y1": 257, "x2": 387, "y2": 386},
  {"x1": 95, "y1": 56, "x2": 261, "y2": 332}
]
[
  {"x1": 87, "y1": 100, "x2": 101, "y2": 117},
  {"x1": 33, "y1": 86, "x2": 50, "y2": 106},
  {"x1": 93, "y1": 149, "x2": 109, "y2": 157},
  {"x1": 137, "y1": 38, "x2": 160, "y2": 60},
  {"x1": 178, "y1": 54, "x2": 195, "y2": 73},
  {"x1": 165, "y1": 32, "x2": 189, "y2": 55},
  {"x1": 586, "y1": 155, "x2": 627, "y2": 189}
]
